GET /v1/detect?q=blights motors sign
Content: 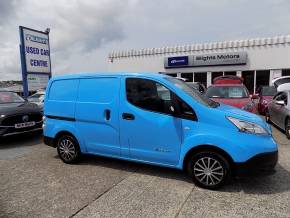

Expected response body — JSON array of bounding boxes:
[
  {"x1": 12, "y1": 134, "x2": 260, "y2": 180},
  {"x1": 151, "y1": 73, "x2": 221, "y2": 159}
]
[{"x1": 23, "y1": 28, "x2": 51, "y2": 73}]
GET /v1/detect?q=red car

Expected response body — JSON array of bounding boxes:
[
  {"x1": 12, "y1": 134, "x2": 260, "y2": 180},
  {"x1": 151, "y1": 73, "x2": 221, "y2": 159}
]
[
  {"x1": 256, "y1": 86, "x2": 277, "y2": 114},
  {"x1": 205, "y1": 76, "x2": 258, "y2": 113}
]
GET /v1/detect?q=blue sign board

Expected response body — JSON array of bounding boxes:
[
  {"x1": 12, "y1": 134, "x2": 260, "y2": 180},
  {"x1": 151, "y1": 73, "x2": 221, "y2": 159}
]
[
  {"x1": 167, "y1": 56, "x2": 189, "y2": 67},
  {"x1": 19, "y1": 26, "x2": 51, "y2": 97}
]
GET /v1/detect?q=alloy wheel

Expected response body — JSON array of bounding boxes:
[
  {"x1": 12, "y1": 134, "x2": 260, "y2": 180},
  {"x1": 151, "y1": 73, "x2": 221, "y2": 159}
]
[
  {"x1": 193, "y1": 157, "x2": 224, "y2": 186},
  {"x1": 58, "y1": 137, "x2": 77, "y2": 162}
]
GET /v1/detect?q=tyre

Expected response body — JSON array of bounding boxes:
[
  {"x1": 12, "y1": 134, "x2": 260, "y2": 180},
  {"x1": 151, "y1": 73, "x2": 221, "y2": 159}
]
[
  {"x1": 56, "y1": 134, "x2": 81, "y2": 164},
  {"x1": 187, "y1": 151, "x2": 230, "y2": 190},
  {"x1": 286, "y1": 119, "x2": 290, "y2": 140},
  {"x1": 265, "y1": 110, "x2": 271, "y2": 124}
]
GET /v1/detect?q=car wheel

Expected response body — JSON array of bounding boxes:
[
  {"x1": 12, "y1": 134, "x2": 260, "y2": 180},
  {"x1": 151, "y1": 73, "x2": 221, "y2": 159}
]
[
  {"x1": 286, "y1": 119, "x2": 290, "y2": 140},
  {"x1": 56, "y1": 135, "x2": 81, "y2": 164},
  {"x1": 187, "y1": 151, "x2": 230, "y2": 190},
  {"x1": 265, "y1": 110, "x2": 271, "y2": 124}
]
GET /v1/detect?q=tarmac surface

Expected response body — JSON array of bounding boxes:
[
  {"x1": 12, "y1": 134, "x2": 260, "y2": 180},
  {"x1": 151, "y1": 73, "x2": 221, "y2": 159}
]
[{"x1": 0, "y1": 124, "x2": 290, "y2": 218}]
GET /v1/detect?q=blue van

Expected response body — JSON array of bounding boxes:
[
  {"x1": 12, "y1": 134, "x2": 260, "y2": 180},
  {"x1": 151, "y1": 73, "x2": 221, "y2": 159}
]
[{"x1": 43, "y1": 73, "x2": 278, "y2": 189}]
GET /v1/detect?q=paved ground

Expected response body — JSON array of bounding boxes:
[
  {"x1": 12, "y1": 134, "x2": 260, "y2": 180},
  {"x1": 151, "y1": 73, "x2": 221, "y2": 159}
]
[{"x1": 0, "y1": 125, "x2": 289, "y2": 218}]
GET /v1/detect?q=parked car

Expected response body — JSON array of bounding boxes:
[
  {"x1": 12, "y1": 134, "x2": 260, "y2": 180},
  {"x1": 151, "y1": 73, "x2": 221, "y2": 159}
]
[
  {"x1": 27, "y1": 90, "x2": 45, "y2": 107},
  {"x1": 205, "y1": 76, "x2": 258, "y2": 113},
  {"x1": 0, "y1": 90, "x2": 43, "y2": 137},
  {"x1": 272, "y1": 76, "x2": 290, "y2": 92},
  {"x1": 187, "y1": 82, "x2": 206, "y2": 94},
  {"x1": 176, "y1": 77, "x2": 188, "y2": 82},
  {"x1": 43, "y1": 73, "x2": 278, "y2": 189},
  {"x1": 256, "y1": 86, "x2": 277, "y2": 114},
  {"x1": 266, "y1": 91, "x2": 290, "y2": 139}
]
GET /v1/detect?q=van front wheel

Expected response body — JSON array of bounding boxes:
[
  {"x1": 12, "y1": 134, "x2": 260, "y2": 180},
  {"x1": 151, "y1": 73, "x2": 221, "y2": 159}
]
[
  {"x1": 57, "y1": 135, "x2": 80, "y2": 164},
  {"x1": 187, "y1": 151, "x2": 230, "y2": 190}
]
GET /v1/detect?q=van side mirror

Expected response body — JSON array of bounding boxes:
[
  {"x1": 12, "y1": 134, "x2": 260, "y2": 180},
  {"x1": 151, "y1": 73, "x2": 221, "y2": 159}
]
[{"x1": 275, "y1": 100, "x2": 285, "y2": 105}]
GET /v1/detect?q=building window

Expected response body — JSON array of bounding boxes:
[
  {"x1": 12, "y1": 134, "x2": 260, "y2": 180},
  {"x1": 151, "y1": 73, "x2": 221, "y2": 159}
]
[
  {"x1": 181, "y1": 73, "x2": 193, "y2": 82},
  {"x1": 282, "y1": 69, "x2": 290, "y2": 76},
  {"x1": 256, "y1": 70, "x2": 270, "y2": 91},
  {"x1": 166, "y1": 73, "x2": 177, "y2": 77},
  {"x1": 224, "y1": 71, "x2": 236, "y2": 76},
  {"x1": 194, "y1": 72, "x2": 207, "y2": 87},
  {"x1": 211, "y1": 72, "x2": 223, "y2": 83},
  {"x1": 242, "y1": 71, "x2": 254, "y2": 94}
]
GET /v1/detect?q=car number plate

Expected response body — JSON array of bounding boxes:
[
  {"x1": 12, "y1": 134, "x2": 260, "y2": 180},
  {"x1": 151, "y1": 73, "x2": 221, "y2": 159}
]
[{"x1": 15, "y1": 121, "x2": 35, "y2": 129}]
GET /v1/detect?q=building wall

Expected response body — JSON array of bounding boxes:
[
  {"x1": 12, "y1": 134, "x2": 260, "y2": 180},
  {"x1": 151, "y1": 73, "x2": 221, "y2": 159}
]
[{"x1": 108, "y1": 35, "x2": 290, "y2": 93}]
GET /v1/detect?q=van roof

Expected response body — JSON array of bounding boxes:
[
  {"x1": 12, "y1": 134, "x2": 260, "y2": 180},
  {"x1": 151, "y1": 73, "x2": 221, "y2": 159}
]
[{"x1": 50, "y1": 72, "x2": 169, "y2": 80}]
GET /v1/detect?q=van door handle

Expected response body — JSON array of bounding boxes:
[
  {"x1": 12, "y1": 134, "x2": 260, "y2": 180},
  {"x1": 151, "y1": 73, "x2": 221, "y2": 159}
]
[
  {"x1": 122, "y1": 113, "x2": 135, "y2": 120},
  {"x1": 105, "y1": 109, "x2": 111, "y2": 120}
]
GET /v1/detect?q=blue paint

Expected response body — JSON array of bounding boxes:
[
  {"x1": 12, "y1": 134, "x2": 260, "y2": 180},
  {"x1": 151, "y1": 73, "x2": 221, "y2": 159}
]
[{"x1": 19, "y1": 27, "x2": 29, "y2": 98}]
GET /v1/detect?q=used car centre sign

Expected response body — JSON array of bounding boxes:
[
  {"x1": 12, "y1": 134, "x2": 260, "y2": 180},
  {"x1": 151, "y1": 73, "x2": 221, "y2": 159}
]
[
  {"x1": 164, "y1": 52, "x2": 247, "y2": 68},
  {"x1": 19, "y1": 26, "x2": 51, "y2": 97},
  {"x1": 22, "y1": 28, "x2": 51, "y2": 73}
]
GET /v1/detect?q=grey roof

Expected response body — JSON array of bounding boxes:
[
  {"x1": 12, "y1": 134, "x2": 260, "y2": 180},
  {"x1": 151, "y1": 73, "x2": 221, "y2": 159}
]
[{"x1": 109, "y1": 35, "x2": 290, "y2": 59}]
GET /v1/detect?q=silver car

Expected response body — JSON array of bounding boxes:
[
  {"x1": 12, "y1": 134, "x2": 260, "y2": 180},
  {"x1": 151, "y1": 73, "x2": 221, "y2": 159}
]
[{"x1": 266, "y1": 91, "x2": 290, "y2": 139}]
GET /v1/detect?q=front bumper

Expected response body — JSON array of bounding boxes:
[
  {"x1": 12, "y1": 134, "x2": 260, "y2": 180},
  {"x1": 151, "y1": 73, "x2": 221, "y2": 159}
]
[
  {"x1": 0, "y1": 121, "x2": 43, "y2": 137},
  {"x1": 234, "y1": 151, "x2": 278, "y2": 176}
]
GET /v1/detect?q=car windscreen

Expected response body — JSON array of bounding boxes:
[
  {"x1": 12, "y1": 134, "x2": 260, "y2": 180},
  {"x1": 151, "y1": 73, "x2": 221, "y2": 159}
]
[
  {"x1": 261, "y1": 86, "x2": 277, "y2": 96},
  {"x1": 165, "y1": 77, "x2": 219, "y2": 108},
  {"x1": 0, "y1": 91, "x2": 25, "y2": 103},
  {"x1": 206, "y1": 86, "x2": 249, "y2": 98}
]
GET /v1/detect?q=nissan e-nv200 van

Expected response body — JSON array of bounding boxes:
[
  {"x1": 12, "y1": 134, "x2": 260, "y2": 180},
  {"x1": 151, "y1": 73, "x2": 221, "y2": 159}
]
[{"x1": 43, "y1": 73, "x2": 278, "y2": 189}]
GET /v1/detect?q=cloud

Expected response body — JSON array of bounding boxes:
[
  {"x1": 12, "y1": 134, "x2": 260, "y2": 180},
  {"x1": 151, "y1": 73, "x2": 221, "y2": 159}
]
[
  {"x1": 0, "y1": 0, "x2": 128, "y2": 80},
  {"x1": 0, "y1": 0, "x2": 19, "y2": 25},
  {"x1": 0, "y1": 0, "x2": 290, "y2": 81}
]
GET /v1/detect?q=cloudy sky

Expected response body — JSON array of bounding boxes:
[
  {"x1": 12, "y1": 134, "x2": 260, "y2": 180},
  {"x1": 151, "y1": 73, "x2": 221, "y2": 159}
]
[{"x1": 1, "y1": 0, "x2": 290, "y2": 81}]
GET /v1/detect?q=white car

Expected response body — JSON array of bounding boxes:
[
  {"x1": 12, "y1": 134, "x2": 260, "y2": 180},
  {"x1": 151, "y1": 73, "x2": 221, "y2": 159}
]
[
  {"x1": 272, "y1": 76, "x2": 290, "y2": 92},
  {"x1": 27, "y1": 90, "x2": 45, "y2": 106}
]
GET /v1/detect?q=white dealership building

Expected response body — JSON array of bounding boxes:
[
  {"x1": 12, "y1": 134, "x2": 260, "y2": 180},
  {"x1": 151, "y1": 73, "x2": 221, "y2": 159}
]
[{"x1": 108, "y1": 35, "x2": 290, "y2": 93}]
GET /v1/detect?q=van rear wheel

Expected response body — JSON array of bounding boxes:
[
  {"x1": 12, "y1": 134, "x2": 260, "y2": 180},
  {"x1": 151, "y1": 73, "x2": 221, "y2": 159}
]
[
  {"x1": 187, "y1": 151, "x2": 230, "y2": 190},
  {"x1": 56, "y1": 135, "x2": 80, "y2": 164}
]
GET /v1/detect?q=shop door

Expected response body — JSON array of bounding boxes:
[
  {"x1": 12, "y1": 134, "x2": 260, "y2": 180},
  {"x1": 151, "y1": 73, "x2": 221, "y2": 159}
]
[
  {"x1": 224, "y1": 71, "x2": 237, "y2": 76},
  {"x1": 181, "y1": 73, "x2": 193, "y2": 82},
  {"x1": 211, "y1": 72, "x2": 223, "y2": 84},
  {"x1": 282, "y1": 69, "x2": 290, "y2": 76},
  {"x1": 194, "y1": 72, "x2": 207, "y2": 87},
  {"x1": 256, "y1": 70, "x2": 270, "y2": 92},
  {"x1": 242, "y1": 71, "x2": 254, "y2": 94}
]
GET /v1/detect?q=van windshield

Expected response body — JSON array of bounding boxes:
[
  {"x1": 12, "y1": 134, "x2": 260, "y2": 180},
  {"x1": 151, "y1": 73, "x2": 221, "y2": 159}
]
[{"x1": 165, "y1": 77, "x2": 219, "y2": 108}]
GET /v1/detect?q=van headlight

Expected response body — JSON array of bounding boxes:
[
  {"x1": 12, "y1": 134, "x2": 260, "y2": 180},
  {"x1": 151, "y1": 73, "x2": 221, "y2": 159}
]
[{"x1": 227, "y1": 117, "x2": 268, "y2": 135}]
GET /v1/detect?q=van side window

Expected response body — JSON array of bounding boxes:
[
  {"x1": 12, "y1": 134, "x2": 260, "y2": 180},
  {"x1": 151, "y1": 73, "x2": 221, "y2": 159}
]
[
  {"x1": 126, "y1": 78, "x2": 173, "y2": 115},
  {"x1": 175, "y1": 94, "x2": 197, "y2": 121}
]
